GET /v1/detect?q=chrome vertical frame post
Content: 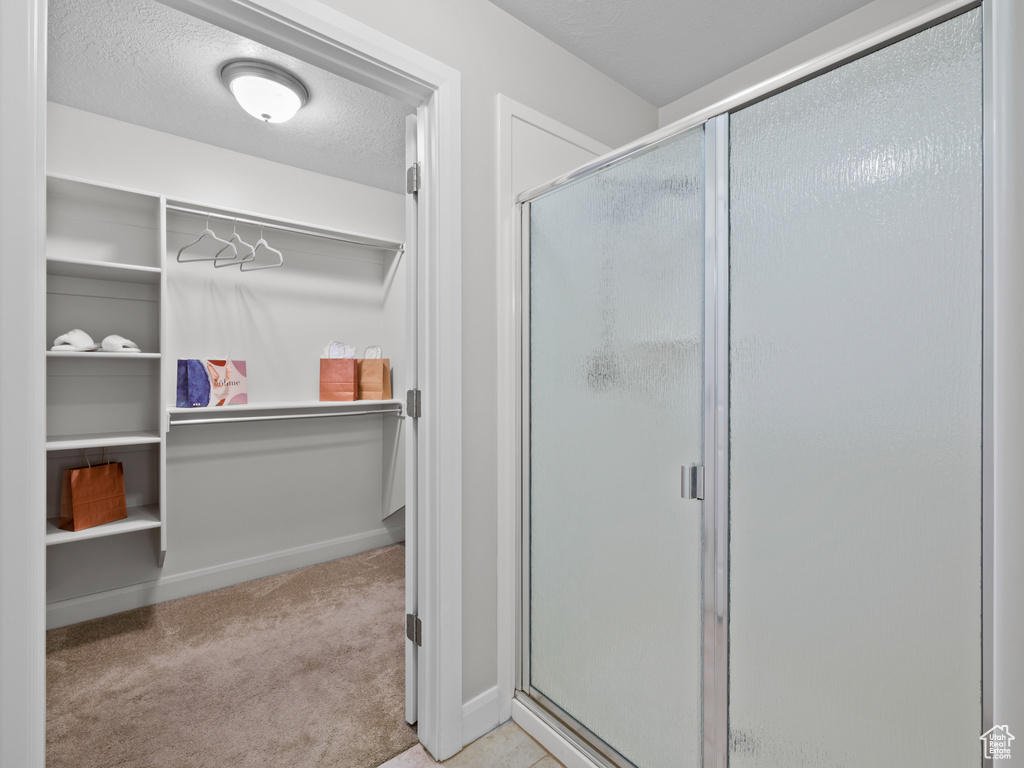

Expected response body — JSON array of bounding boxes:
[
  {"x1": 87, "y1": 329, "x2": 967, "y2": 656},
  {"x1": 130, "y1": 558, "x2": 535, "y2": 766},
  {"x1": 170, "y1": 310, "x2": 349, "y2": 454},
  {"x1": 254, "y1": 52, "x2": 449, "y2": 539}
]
[
  {"x1": 981, "y1": 0, "x2": 994, "y2": 739},
  {"x1": 518, "y1": 200, "x2": 532, "y2": 693},
  {"x1": 702, "y1": 113, "x2": 730, "y2": 768}
]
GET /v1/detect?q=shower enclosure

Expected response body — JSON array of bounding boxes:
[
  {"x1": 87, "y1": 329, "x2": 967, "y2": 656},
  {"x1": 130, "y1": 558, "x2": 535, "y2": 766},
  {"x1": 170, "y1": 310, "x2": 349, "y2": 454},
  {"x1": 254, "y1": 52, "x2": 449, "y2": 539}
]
[{"x1": 519, "y1": 6, "x2": 985, "y2": 767}]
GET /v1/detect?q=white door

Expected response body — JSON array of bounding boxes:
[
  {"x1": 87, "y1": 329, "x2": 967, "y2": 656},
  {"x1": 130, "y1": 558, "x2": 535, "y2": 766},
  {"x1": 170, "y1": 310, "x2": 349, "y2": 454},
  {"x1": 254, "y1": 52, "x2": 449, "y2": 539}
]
[
  {"x1": 524, "y1": 127, "x2": 707, "y2": 767},
  {"x1": 404, "y1": 113, "x2": 419, "y2": 725}
]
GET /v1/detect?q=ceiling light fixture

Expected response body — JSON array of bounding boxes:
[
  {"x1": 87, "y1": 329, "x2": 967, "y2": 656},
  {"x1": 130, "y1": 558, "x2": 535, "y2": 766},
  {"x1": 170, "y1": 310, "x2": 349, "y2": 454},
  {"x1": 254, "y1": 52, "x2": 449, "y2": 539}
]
[{"x1": 220, "y1": 60, "x2": 309, "y2": 124}]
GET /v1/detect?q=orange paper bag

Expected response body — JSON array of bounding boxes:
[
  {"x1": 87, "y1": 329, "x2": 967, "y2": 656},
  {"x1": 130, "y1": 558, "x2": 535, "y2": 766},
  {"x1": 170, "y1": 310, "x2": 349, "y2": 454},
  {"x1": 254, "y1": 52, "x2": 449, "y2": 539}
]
[
  {"x1": 320, "y1": 358, "x2": 358, "y2": 401},
  {"x1": 58, "y1": 452, "x2": 128, "y2": 532},
  {"x1": 357, "y1": 359, "x2": 392, "y2": 400}
]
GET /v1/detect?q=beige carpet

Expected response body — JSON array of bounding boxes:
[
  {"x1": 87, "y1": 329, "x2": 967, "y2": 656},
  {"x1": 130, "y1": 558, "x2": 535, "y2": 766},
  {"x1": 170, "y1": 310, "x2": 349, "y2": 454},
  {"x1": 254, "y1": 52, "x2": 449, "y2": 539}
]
[{"x1": 47, "y1": 544, "x2": 417, "y2": 768}]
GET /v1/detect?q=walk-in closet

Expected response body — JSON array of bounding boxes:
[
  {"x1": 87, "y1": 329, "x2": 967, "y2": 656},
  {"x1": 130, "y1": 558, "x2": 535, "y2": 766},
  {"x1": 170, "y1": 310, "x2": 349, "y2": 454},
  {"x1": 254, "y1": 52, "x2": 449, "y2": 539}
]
[
  {"x1": 44, "y1": 0, "x2": 419, "y2": 764},
  {"x1": 45, "y1": 180, "x2": 408, "y2": 595}
]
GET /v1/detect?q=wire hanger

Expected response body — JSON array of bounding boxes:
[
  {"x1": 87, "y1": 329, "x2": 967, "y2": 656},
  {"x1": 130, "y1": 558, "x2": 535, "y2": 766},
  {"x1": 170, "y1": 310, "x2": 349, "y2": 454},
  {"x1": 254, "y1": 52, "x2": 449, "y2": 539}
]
[
  {"x1": 213, "y1": 218, "x2": 256, "y2": 268},
  {"x1": 176, "y1": 213, "x2": 236, "y2": 263},
  {"x1": 239, "y1": 223, "x2": 284, "y2": 271}
]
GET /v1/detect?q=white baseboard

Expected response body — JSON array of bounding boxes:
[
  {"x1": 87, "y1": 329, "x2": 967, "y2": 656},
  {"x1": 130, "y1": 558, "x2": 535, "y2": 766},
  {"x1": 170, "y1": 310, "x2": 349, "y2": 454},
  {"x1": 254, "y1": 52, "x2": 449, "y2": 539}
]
[
  {"x1": 511, "y1": 699, "x2": 600, "y2": 768},
  {"x1": 462, "y1": 686, "x2": 502, "y2": 746},
  {"x1": 46, "y1": 525, "x2": 405, "y2": 629}
]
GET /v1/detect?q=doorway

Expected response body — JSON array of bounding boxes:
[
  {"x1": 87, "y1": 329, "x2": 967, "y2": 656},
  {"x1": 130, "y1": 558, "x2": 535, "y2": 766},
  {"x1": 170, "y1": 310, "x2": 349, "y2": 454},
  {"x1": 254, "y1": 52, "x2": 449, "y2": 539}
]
[
  {"x1": 43, "y1": 0, "x2": 416, "y2": 764},
  {"x1": 0, "y1": 0, "x2": 463, "y2": 763}
]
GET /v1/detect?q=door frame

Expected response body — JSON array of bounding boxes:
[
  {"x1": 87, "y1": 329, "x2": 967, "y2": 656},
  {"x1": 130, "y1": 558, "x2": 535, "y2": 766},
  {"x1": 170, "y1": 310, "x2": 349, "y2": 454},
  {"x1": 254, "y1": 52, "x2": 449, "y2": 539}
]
[
  {"x1": 508, "y1": 1, "x2": 1015, "y2": 765},
  {"x1": 0, "y1": 0, "x2": 464, "y2": 762}
]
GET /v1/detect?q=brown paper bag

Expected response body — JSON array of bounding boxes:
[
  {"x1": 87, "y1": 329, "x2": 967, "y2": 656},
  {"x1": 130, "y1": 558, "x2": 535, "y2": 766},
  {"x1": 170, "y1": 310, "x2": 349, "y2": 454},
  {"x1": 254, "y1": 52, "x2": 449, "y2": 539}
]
[
  {"x1": 357, "y1": 358, "x2": 392, "y2": 400},
  {"x1": 58, "y1": 451, "x2": 128, "y2": 532},
  {"x1": 320, "y1": 358, "x2": 358, "y2": 401}
]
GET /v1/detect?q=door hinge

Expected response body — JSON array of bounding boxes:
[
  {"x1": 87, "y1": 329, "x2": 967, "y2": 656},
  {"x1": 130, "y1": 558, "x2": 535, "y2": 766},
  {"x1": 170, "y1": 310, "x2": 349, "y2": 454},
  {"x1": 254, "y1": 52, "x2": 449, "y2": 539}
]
[
  {"x1": 406, "y1": 613, "x2": 422, "y2": 646},
  {"x1": 407, "y1": 389, "x2": 421, "y2": 419},
  {"x1": 682, "y1": 464, "x2": 705, "y2": 500},
  {"x1": 407, "y1": 162, "x2": 421, "y2": 194}
]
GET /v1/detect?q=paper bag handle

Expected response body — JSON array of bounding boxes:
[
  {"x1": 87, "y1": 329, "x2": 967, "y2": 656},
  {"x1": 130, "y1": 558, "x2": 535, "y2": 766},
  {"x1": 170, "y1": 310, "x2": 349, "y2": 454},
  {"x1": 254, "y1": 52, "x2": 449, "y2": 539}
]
[{"x1": 80, "y1": 447, "x2": 111, "y2": 467}]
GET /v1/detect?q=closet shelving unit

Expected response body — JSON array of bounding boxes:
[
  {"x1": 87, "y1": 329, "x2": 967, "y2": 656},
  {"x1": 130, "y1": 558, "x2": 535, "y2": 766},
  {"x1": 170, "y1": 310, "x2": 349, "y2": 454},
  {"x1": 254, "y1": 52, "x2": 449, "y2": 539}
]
[
  {"x1": 45, "y1": 177, "x2": 405, "y2": 567},
  {"x1": 162, "y1": 198, "x2": 405, "y2": 431},
  {"x1": 44, "y1": 175, "x2": 167, "y2": 554}
]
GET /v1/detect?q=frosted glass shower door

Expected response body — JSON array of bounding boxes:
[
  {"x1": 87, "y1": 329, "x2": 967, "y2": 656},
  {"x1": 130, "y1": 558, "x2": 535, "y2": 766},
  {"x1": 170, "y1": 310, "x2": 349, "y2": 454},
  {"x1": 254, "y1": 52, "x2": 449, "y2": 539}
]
[
  {"x1": 527, "y1": 128, "x2": 705, "y2": 767},
  {"x1": 728, "y1": 10, "x2": 982, "y2": 768}
]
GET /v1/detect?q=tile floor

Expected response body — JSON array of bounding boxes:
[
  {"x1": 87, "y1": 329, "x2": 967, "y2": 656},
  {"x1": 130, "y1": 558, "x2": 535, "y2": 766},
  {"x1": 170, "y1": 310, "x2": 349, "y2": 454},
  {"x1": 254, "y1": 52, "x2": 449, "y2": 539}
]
[{"x1": 379, "y1": 722, "x2": 562, "y2": 768}]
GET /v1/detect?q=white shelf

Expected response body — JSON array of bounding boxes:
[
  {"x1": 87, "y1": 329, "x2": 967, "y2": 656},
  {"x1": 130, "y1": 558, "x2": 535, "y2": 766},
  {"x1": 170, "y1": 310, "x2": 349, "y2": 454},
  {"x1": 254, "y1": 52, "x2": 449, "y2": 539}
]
[
  {"x1": 46, "y1": 431, "x2": 162, "y2": 451},
  {"x1": 44, "y1": 174, "x2": 166, "y2": 566},
  {"x1": 166, "y1": 398, "x2": 402, "y2": 414},
  {"x1": 47, "y1": 350, "x2": 161, "y2": 359},
  {"x1": 46, "y1": 504, "x2": 161, "y2": 546},
  {"x1": 46, "y1": 257, "x2": 161, "y2": 284}
]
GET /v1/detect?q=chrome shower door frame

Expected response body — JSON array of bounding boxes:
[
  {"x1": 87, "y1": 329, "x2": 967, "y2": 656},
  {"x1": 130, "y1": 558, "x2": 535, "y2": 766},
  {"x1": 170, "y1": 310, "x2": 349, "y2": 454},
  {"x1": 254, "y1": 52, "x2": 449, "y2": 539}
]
[
  {"x1": 703, "y1": 113, "x2": 730, "y2": 768},
  {"x1": 516, "y1": 119, "x2": 716, "y2": 768},
  {"x1": 515, "y1": 3, "x2": 992, "y2": 766}
]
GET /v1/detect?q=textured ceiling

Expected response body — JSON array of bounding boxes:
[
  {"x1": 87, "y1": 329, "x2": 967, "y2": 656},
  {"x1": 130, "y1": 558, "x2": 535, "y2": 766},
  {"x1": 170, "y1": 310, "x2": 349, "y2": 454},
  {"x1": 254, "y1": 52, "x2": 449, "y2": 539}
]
[
  {"x1": 488, "y1": 0, "x2": 875, "y2": 107},
  {"x1": 48, "y1": 0, "x2": 413, "y2": 193}
]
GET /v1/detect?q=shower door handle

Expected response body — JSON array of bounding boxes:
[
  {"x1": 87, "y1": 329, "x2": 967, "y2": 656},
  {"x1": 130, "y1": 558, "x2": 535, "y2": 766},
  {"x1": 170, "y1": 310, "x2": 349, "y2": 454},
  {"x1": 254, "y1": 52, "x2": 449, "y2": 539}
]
[{"x1": 681, "y1": 464, "x2": 704, "y2": 500}]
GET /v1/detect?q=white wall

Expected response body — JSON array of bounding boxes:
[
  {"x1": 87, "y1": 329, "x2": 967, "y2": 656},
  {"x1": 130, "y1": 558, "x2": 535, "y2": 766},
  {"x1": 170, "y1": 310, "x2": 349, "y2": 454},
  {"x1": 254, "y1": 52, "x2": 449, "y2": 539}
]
[
  {"x1": 48, "y1": 103, "x2": 404, "y2": 241},
  {"x1": 658, "y1": 0, "x2": 952, "y2": 127},
  {"x1": 991, "y1": 0, "x2": 1024, "y2": 739},
  {"x1": 309, "y1": 0, "x2": 660, "y2": 704}
]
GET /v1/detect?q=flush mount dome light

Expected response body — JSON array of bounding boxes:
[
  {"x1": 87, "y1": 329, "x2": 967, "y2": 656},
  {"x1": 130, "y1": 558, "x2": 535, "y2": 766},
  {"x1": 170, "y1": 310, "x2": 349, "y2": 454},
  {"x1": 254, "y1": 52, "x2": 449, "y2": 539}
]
[{"x1": 220, "y1": 60, "x2": 308, "y2": 124}]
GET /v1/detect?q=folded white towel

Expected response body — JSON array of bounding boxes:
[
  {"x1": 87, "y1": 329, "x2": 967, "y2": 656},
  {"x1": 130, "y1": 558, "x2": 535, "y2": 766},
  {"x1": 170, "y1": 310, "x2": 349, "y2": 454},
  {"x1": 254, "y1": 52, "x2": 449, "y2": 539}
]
[
  {"x1": 51, "y1": 329, "x2": 99, "y2": 351},
  {"x1": 101, "y1": 334, "x2": 141, "y2": 353}
]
